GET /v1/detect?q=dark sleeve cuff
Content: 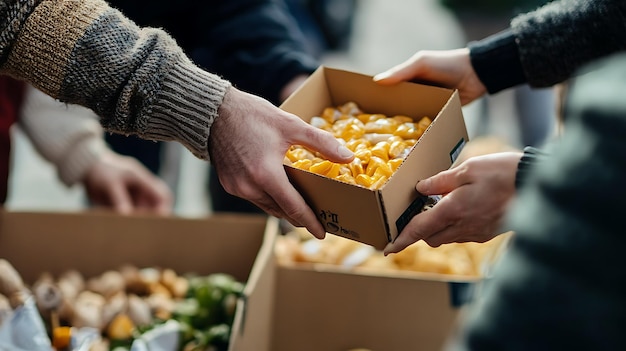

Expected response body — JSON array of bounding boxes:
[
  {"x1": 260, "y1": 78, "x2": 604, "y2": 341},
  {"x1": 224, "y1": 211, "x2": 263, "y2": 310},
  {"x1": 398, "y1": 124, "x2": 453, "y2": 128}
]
[
  {"x1": 515, "y1": 146, "x2": 549, "y2": 189},
  {"x1": 468, "y1": 29, "x2": 527, "y2": 94}
]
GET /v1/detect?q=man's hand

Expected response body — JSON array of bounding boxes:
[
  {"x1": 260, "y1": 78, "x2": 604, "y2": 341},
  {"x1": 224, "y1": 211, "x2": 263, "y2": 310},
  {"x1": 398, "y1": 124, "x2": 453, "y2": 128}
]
[{"x1": 209, "y1": 87, "x2": 354, "y2": 239}]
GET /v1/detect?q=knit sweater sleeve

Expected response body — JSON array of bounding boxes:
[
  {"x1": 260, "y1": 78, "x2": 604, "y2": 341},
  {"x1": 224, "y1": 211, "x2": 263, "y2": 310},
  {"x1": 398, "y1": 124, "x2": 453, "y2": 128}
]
[
  {"x1": 513, "y1": 0, "x2": 626, "y2": 88},
  {"x1": 514, "y1": 146, "x2": 549, "y2": 190},
  {"x1": 468, "y1": 0, "x2": 626, "y2": 92},
  {"x1": 0, "y1": 0, "x2": 231, "y2": 160},
  {"x1": 468, "y1": 30, "x2": 526, "y2": 94},
  {"x1": 449, "y1": 51, "x2": 626, "y2": 351}
]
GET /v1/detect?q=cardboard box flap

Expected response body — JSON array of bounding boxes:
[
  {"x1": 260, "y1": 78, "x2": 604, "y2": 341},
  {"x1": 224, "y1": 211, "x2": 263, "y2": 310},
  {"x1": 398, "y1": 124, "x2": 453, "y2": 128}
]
[
  {"x1": 0, "y1": 210, "x2": 270, "y2": 283},
  {"x1": 229, "y1": 216, "x2": 280, "y2": 351},
  {"x1": 285, "y1": 168, "x2": 387, "y2": 246},
  {"x1": 281, "y1": 66, "x2": 454, "y2": 122},
  {"x1": 271, "y1": 267, "x2": 462, "y2": 351},
  {"x1": 324, "y1": 67, "x2": 455, "y2": 118},
  {"x1": 381, "y1": 90, "x2": 468, "y2": 241},
  {"x1": 281, "y1": 67, "x2": 332, "y2": 120}
]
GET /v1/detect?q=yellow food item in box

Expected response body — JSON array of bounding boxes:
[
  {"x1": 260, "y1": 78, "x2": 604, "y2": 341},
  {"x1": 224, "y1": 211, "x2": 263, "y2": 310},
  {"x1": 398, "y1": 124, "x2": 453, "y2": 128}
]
[
  {"x1": 285, "y1": 102, "x2": 432, "y2": 189},
  {"x1": 275, "y1": 228, "x2": 513, "y2": 277}
]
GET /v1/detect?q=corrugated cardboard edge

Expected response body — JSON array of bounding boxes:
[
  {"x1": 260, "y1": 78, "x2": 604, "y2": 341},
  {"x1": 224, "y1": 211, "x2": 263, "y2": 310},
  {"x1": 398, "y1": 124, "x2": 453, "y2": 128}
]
[
  {"x1": 229, "y1": 216, "x2": 280, "y2": 351},
  {"x1": 381, "y1": 89, "x2": 469, "y2": 243},
  {"x1": 271, "y1": 266, "x2": 464, "y2": 351},
  {"x1": 0, "y1": 210, "x2": 270, "y2": 283}
]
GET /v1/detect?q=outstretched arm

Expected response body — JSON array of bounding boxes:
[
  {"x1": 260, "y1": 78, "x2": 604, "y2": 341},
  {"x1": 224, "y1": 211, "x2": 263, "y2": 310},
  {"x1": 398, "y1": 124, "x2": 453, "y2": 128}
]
[
  {"x1": 18, "y1": 84, "x2": 173, "y2": 215},
  {"x1": 1, "y1": 0, "x2": 353, "y2": 235}
]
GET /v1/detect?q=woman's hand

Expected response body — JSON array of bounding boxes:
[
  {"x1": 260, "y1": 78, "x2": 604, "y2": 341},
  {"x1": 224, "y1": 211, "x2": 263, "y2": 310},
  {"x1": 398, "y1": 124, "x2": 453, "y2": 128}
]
[
  {"x1": 385, "y1": 151, "x2": 522, "y2": 255},
  {"x1": 83, "y1": 151, "x2": 173, "y2": 215},
  {"x1": 374, "y1": 48, "x2": 487, "y2": 105}
]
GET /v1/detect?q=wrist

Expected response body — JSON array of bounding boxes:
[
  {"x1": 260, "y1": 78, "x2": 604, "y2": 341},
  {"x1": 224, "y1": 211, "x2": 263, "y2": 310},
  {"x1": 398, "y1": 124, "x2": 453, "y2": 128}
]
[
  {"x1": 59, "y1": 138, "x2": 107, "y2": 186},
  {"x1": 515, "y1": 146, "x2": 548, "y2": 189},
  {"x1": 468, "y1": 29, "x2": 527, "y2": 94}
]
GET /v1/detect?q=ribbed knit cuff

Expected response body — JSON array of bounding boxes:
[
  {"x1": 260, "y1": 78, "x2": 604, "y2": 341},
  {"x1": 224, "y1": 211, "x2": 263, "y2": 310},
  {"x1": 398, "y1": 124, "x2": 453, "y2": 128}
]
[
  {"x1": 57, "y1": 136, "x2": 107, "y2": 186},
  {"x1": 143, "y1": 60, "x2": 231, "y2": 161},
  {"x1": 468, "y1": 29, "x2": 527, "y2": 94},
  {"x1": 515, "y1": 146, "x2": 548, "y2": 189}
]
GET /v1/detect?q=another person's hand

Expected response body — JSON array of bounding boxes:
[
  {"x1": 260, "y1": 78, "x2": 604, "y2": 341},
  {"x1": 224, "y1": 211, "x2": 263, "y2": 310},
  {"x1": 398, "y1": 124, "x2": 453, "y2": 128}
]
[
  {"x1": 373, "y1": 48, "x2": 487, "y2": 105},
  {"x1": 384, "y1": 152, "x2": 522, "y2": 255},
  {"x1": 209, "y1": 87, "x2": 355, "y2": 239},
  {"x1": 82, "y1": 151, "x2": 174, "y2": 215}
]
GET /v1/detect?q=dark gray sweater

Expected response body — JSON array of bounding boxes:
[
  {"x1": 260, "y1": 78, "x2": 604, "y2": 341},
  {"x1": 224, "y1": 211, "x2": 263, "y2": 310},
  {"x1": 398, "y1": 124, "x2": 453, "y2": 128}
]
[
  {"x1": 469, "y1": 0, "x2": 626, "y2": 93},
  {"x1": 450, "y1": 50, "x2": 626, "y2": 351},
  {"x1": 468, "y1": 0, "x2": 626, "y2": 187},
  {"x1": 448, "y1": 1, "x2": 626, "y2": 349}
]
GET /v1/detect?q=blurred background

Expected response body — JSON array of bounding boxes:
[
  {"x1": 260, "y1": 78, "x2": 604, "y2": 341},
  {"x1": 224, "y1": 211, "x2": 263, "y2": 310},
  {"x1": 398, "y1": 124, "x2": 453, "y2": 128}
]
[{"x1": 5, "y1": 0, "x2": 556, "y2": 217}]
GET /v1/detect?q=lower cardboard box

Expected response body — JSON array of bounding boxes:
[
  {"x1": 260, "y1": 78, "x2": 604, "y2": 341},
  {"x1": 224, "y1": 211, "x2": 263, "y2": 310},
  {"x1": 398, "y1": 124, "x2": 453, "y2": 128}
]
[
  {"x1": 230, "y1": 232, "x2": 511, "y2": 351},
  {"x1": 0, "y1": 209, "x2": 278, "y2": 350},
  {"x1": 0, "y1": 209, "x2": 509, "y2": 351}
]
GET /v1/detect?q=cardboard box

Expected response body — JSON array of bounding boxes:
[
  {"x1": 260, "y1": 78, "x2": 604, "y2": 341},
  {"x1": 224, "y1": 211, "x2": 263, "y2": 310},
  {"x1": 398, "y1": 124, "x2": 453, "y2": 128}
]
[
  {"x1": 281, "y1": 66, "x2": 469, "y2": 250},
  {"x1": 0, "y1": 209, "x2": 278, "y2": 351},
  {"x1": 230, "y1": 231, "x2": 512, "y2": 351},
  {"x1": 0, "y1": 210, "x2": 277, "y2": 283},
  {"x1": 231, "y1": 255, "x2": 482, "y2": 351}
]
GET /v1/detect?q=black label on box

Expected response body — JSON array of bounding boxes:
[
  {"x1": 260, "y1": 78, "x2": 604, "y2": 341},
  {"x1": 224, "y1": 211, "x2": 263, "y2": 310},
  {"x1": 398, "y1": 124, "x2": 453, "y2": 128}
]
[
  {"x1": 450, "y1": 138, "x2": 466, "y2": 164},
  {"x1": 319, "y1": 209, "x2": 360, "y2": 239},
  {"x1": 395, "y1": 194, "x2": 429, "y2": 236},
  {"x1": 395, "y1": 195, "x2": 441, "y2": 240},
  {"x1": 449, "y1": 282, "x2": 475, "y2": 307}
]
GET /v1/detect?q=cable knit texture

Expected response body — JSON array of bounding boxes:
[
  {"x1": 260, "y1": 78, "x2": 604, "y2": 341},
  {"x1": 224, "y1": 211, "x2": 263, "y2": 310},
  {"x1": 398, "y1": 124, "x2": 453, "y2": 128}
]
[
  {"x1": 0, "y1": 0, "x2": 231, "y2": 160},
  {"x1": 514, "y1": 146, "x2": 549, "y2": 190}
]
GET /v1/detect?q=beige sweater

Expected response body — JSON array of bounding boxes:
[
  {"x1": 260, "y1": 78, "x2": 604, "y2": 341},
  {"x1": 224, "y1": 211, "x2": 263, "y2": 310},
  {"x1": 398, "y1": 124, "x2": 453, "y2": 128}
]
[
  {"x1": 0, "y1": 0, "x2": 231, "y2": 160},
  {"x1": 19, "y1": 84, "x2": 107, "y2": 186}
]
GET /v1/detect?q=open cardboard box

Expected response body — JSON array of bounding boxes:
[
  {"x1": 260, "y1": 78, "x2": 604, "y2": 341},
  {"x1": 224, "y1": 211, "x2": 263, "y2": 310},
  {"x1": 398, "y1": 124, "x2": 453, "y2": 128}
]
[
  {"x1": 0, "y1": 209, "x2": 279, "y2": 350},
  {"x1": 0, "y1": 210, "x2": 277, "y2": 283},
  {"x1": 231, "y1": 253, "x2": 487, "y2": 351},
  {"x1": 231, "y1": 232, "x2": 513, "y2": 351},
  {"x1": 280, "y1": 66, "x2": 469, "y2": 250}
]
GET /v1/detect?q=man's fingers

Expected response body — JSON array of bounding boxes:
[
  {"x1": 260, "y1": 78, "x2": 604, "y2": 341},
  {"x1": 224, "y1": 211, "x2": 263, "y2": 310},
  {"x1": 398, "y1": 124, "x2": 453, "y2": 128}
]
[
  {"x1": 226, "y1": 165, "x2": 326, "y2": 240},
  {"x1": 108, "y1": 183, "x2": 133, "y2": 215},
  {"x1": 288, "y1": 120, "x2": 354, "y2": 164},
  {"x1": 268, "y1": 184, "x2": 325, "y2": 239},
  {"x1": 417, "y1": 166, "x2": 471, "y2": 196},
  {"x1": 383, "y1": 198, "x2": 453, "y2": 255},
  {"x1": 252, "y1": 191, "x2": 325, "y2": 240}
]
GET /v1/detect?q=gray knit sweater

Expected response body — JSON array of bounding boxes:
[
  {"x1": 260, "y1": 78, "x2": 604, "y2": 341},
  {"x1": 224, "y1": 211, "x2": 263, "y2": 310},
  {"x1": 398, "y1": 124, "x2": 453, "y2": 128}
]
[
  {"x1": 470, "y1": 0, "x2": 626, "y2": 93},
  {"x1": 0, "y1": 0, "x2": 231, "y2": 160},
  {"x1": 447, "y1": 1, "x2": 626, "y2": 349},
  {"x1": 513, "y1": 0, "x2": 626, "y2": 87}
]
